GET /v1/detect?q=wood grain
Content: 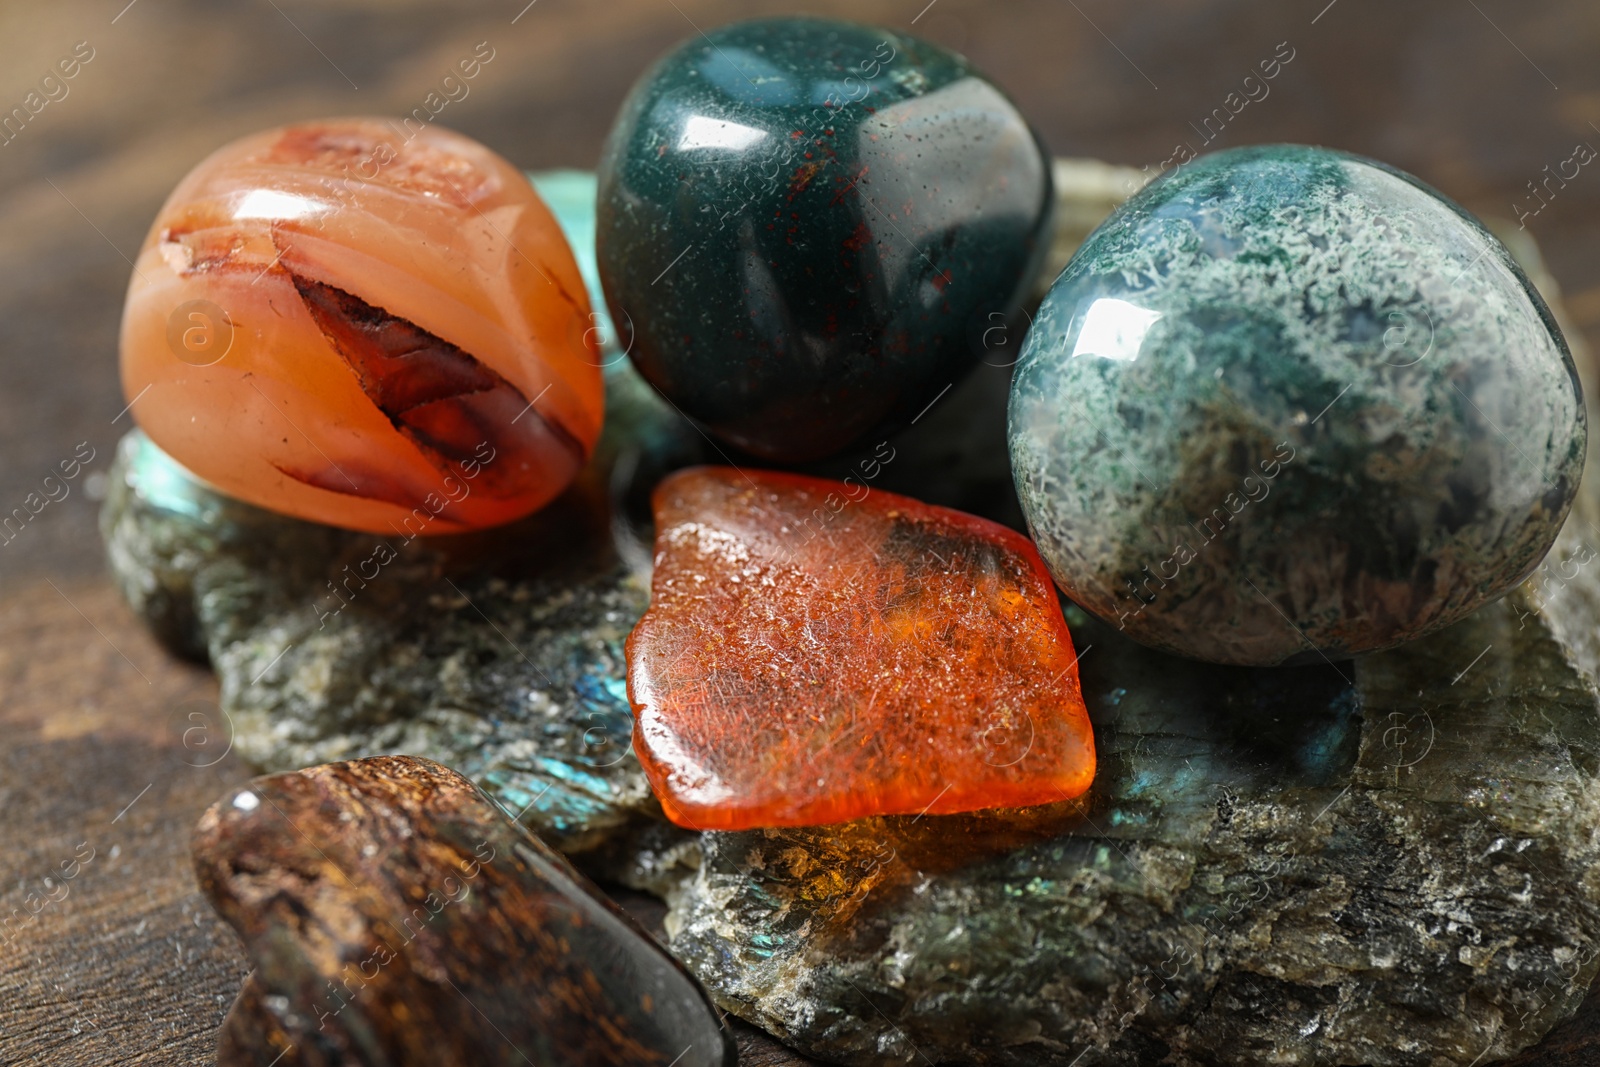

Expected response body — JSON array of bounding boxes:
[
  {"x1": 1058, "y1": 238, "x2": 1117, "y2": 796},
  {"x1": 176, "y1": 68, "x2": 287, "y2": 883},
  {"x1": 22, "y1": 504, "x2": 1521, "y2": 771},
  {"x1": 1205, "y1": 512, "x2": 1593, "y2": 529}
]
[{"x1": 3, "y1": 1, "x2": 1600, "y2": 1064}]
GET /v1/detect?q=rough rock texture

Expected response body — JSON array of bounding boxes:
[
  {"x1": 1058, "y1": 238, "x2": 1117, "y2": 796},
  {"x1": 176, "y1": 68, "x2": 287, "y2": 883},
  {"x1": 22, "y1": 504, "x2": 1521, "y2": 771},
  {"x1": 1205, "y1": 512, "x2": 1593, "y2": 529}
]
[
  {"x1": 195, "y1": 755, "x2": 735, "y2": 1066},
  {"x1": 1011, "y1": 145, "x2": 1586, "y2": 666}
]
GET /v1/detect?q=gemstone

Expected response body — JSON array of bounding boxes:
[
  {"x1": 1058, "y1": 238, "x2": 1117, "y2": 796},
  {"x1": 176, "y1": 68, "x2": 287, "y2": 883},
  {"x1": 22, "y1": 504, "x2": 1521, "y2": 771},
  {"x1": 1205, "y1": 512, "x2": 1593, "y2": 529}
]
[
  {"x1": 97, "y1": 166, "x2": 707, "y2": 864},
  {"x1": 98, "y1": 173, "x2": 696, "y2": 885},
  {"x1": 1009, "y1": 144, "x2": 1586, "y2": 666},
  {"x1": 597, "y1": 17, "x2": 1052, "y2": 462},
  {"x1": 194, "y1": 755, "x2": 735, "y2": 1067},
  {"x1": 120, "y1": 119, "x2": 603, "y2": 535},
  {"x1": 626, "y1": 467, "x2": 1096, "y2": 830}
]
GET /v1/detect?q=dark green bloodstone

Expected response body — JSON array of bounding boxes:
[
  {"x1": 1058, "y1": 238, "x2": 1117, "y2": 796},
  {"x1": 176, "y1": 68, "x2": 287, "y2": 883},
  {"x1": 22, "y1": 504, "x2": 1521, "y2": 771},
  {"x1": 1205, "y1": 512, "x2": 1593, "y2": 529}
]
[
  {"x1": 597, "y1": 16, "x2": 1052, "y2": 461},
  {"x1": 1009, "y1": 144, "x2": 1586, "y2": 666}
]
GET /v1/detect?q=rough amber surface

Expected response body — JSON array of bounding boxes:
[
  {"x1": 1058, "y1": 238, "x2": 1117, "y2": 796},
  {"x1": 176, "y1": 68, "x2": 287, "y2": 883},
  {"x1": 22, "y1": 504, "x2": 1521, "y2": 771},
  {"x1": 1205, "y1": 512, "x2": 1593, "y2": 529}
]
[
  {"x1": 627, "y1": 467, "x2": 1096, "y2": 830},
  {"x1": 120, "y1": 118, "x2": 602, "y2": 534}
]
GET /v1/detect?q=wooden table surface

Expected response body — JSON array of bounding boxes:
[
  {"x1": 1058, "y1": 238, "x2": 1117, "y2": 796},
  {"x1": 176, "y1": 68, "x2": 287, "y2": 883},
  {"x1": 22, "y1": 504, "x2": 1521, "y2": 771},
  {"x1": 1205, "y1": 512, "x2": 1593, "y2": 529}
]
[{"x1": 3, "y1": 1, "x2": 1600, "y2": 1064}]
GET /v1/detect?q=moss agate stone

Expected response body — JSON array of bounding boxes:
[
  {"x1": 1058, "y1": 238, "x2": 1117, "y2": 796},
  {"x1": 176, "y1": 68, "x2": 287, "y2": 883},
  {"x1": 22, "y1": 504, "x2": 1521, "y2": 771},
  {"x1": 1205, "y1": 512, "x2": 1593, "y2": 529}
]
[
  {"x1": 1010, "y1": 145, "x2": 1585, "y2": 666},
  {"x1": 598, "y1": 16, "x2": 1052, "y2": 461}
]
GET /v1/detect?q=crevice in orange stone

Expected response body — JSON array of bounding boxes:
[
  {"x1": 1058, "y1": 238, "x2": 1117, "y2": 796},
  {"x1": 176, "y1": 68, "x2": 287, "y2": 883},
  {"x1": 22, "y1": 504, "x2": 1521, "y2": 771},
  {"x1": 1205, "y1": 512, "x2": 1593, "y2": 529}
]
[
  {"x1": 626, "y1": 467, "x2": 1098, "y2": 831},
  {"x1": 269, "y1": 458, "x2": 464, "y2": 523},
  {"x1": 119, "y1": 118, "x2": 601, "y2": 535},
  {"x1": 158, "y1": 225, "x2": 246, "y2": 274},
  {"x1": 544, "y1": 271, "x2": 591, "y2": 325},
  {"x1": 289, "y1": 272, "x2": 585, "y2": 501}
]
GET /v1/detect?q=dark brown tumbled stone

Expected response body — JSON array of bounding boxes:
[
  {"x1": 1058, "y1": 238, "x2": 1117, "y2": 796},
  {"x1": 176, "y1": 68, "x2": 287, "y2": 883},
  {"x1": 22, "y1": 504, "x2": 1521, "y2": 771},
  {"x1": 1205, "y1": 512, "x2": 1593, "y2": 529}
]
[{"x1": 194, "y1": 754, "x2": 735, "y2": 1067}]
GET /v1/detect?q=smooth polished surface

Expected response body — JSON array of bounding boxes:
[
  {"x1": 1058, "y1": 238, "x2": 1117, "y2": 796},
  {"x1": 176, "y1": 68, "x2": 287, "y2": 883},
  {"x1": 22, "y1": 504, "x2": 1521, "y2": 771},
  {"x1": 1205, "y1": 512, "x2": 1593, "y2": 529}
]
[
  {"x1": 1011, "y1": 145, "x2": 1586, "y2": 666},
  {"x1": 597, "y1": 16, "x2": 1052, "y2": 461},
  {"x1": 626, "y1": 467, "x2": 1095, "y2": 830},
  {"x1": 120, "y1": 119, "x2": 603, "y2": 535}
]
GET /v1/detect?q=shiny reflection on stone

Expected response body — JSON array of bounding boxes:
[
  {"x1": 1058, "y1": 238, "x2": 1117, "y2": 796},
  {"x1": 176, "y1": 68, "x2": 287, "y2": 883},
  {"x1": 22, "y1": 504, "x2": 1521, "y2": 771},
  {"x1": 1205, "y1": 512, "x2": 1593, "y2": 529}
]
[
  {"x1": 626, "y1": 466, "x2": 1096, "y2": 830},
  {"x1": 120, "y1": 119, "x2": 603, "y2": 535},
  {"x1": 1070, "y1": 298, "x2": 1163, "y2": 363},
  {"x1": 597, "y1": 17, "x2": 1052, "y2": 461},
  {"x1": 1011, "y1": 144, "x2": 1585, "y2": 666}
]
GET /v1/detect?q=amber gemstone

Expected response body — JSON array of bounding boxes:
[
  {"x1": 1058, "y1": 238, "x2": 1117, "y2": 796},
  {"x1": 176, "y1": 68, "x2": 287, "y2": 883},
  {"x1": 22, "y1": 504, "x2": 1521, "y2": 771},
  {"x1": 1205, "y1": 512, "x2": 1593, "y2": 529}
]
[
  {"x1": 120, "y1": 118, "x2": 602, "y2": 534},
  {"x1": 627, "y1": 467, "x2": 1096, "y2": 830}
]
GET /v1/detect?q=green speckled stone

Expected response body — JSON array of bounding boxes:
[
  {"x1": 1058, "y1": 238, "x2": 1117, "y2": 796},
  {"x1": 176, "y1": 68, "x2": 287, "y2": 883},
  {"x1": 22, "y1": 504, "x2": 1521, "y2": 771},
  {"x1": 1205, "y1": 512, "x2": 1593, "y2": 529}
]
[
  {"x1": 597, "y1": 16, "x2": 1052, "y2": 461},
  {"x1": 1010, "y1": 144, "x2": 1586, "y2": 666}
]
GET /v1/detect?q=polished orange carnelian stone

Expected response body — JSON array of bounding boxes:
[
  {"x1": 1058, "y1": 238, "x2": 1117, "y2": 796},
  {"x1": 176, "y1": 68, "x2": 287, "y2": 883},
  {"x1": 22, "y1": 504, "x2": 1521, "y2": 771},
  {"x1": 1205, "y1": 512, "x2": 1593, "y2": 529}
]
[
  {"x1": 627, "y1": 467, "x2": 1097, "y2": 830},
  {"x1": 119, "y1": 118, "x2": 602, "y2": 535}
]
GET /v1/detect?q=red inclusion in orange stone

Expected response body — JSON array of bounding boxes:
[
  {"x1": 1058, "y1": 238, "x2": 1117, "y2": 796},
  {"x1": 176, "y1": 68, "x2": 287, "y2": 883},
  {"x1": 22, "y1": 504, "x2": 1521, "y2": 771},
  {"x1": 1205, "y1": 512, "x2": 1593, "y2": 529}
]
[
  {"x1": 626, "y1": 467, "x2": 1097, "y2": 831},
  {"x1": 119, "y1": 119, "x2": 602, "y2": 535}
]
